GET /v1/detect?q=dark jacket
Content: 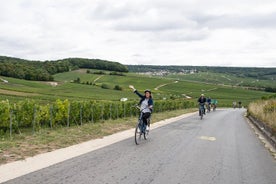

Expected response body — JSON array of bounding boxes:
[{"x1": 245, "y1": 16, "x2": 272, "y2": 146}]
[
  {"x1": 134, "y1": 90, "x2": 153, "y2": 112},
  {"x1": 198, "y1": 97, "x2": 206, "y2": 104}
]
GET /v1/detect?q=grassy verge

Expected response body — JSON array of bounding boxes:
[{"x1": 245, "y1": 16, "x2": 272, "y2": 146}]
[
  {"x1": 248, "y1": 99, "x2": 276, "y2": 134},
  {"x1": 0, "y1": 108, "x2": 196, "y2": 165}
]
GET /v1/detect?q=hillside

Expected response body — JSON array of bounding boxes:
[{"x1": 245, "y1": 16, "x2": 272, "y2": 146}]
[
  {"x1": 0, "y1": 56, "x2": 275, "y2": 106},
  {"x1": 127, "y1": 65, "x2": 276, "y2": 91},
  {"x1": 126, "y1": 65, "x2": 276, "y2": 80},
  {"x1": 0, "y1": 56, "x2": 128, "y2": 81},
  {"x1": 0, "y1": 69, "x2": 274, "y2": 107}
]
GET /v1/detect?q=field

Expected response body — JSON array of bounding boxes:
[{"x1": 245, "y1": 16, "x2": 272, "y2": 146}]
[
  {"x1": 166, "y1": 72, "x2": 276, "y2": 88},
  {"x1": 0, "y1": 69, "x2": 273, "y2": 106}
]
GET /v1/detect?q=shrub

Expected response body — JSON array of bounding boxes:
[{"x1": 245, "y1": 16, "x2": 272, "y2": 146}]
[
  {"x1": 0, "y1": 100, "x2": 10, "y2": 133},
  {"x1": 101, "y1": 83, "x2": 110, "y2": 89},
  {"x1": 114, "y1": 85, "x2": 123, "y2": 91}
]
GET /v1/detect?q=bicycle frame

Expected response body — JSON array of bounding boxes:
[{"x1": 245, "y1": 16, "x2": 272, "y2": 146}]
[
  {"x1": 199, "y1": 103, "x2": 205, "y2": 119},
  {"x1": 138, "y1": 111, "x2": 147, "y2": 133},
  {"x1": 207, "y1": 103, "x2": 211, "y2": 112}
]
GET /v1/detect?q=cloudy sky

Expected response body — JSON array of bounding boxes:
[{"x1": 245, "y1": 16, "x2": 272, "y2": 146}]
[{"x1": 1, "y1": 0, "x2": 276, "y2": 67}]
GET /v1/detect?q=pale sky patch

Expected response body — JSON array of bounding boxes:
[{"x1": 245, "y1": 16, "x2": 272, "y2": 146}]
[{"x1": 0, "y1": 0, "x2": 276, "y2": 67}]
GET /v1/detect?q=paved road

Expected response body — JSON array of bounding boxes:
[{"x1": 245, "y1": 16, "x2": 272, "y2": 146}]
[{"x1": 3, "y1": 109, "x2": 276, "y2": 184}]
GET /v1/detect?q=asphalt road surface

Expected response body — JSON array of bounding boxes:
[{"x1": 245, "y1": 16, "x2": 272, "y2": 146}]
[{"x1": 3, "y1": 109, "x2": 276, "y2": 184}]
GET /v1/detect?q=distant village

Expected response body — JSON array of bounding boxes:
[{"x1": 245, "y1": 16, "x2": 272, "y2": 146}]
[{"x1": 138, "y1": 69, "x2": 198, "y2": 76}]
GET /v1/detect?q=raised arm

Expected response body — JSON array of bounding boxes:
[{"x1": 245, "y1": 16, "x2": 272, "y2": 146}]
[{"x1": 129, "y1": 85, "x2": 144, "y2": 98}]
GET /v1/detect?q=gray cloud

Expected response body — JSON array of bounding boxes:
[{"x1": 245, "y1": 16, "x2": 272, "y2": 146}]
[
  {"x1": 150, "y1": 28, "x2": 210, "y2": 42},
  {"x1": 0, "y1": 0, "x2": 276, "y2": 67},
  {"x1": 113, "y1": 18, "x2": 196, "y2": 32},
  {"x1": 90, "y1": 2, "x2": 133, "y2": 20},
  {"x1": 191, "y1": 12, "x2": 276, "y2": 29}
]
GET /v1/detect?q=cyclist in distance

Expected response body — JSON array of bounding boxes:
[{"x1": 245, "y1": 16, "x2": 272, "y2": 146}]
[
  {"x1": 212, "y1": 98, "x2": 218, "y2": 111},
  {"x1": 129, "y1": 85, "x2": 153, "y2": 128},
  {"x1": 233, "y1": 101, "x2": 237, "y2": 109},
  {"x1": 238, "y1": 101, "x2": 242, "y2": 108},
  {"x1": 198, "y1": 94, "x2": 207, "y2": 115},
  {"x1": 207, "y1": 96, "x2": 212, "y2": 112}
]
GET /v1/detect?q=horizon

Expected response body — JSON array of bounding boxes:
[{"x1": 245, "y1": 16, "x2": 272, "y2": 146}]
[{"x1": 1, "y1": 55, "x2": 275, "y2": 69}]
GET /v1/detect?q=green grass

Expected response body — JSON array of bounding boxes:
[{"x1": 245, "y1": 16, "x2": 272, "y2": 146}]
[
  {"x1": 54, "y1": 69, "x2": 100, "y2": 82},
  {"x1": 0, "y1": 69, "x2": 274, "y2": 106},
  {"x1": 166, "y1": 72, "x2": 276, "y2": 88}
]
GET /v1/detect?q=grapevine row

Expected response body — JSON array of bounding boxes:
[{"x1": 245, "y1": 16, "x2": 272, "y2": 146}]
[{"x1": 0, "y1": 99, "x2": 195, "y2": 135}]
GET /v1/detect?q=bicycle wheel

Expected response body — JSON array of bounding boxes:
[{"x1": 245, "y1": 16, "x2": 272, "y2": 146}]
[
  {"x1": 135, "y1": 122, "x2": 142, "y2": 145},
  {"x1": 200, "y1": 109, "x2": 204, "y2": 120},
  {"x1": 144, "y1": 122, "x2": 150, "y2": 140}
]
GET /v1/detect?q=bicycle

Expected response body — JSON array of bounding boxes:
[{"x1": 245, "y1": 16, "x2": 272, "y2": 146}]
[
  {"x1": 199, "y1": 103, "x2": 205, "y2": 120},
  {"x1": 134, "y1": 106, "x2": 151, "y2": 145},
  {"x1": 207, "y1": 103, "x2": 211, "y2": 113},
  {"x1": 213, "y1": 104, "x2": 216, "y2": 111}
]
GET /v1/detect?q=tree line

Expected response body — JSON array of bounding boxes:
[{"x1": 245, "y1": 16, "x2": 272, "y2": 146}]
[{"x1": 0, "y1": 56, "x2": 128, "y2": 81}]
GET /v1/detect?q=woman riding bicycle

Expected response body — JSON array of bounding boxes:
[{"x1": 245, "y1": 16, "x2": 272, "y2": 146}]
[{"x1": 129, "y1": 85, "x2": 153, "y2": 127}]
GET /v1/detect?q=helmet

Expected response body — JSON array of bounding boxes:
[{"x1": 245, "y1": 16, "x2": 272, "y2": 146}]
[
  {"x1": 144, "y1": 89, "x2": 151, "y2": 94},
  {"x1": 201, "y1": 94, "x2": 204, "y2": 96}
]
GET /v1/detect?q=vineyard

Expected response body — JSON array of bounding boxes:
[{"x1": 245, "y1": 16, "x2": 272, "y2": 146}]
[
  {"x1": 0, "y1": 99, "x2": 195, "y2": 136},
  {"x1": 0, "y1": 67, "x2": 274, "y2": 137}
]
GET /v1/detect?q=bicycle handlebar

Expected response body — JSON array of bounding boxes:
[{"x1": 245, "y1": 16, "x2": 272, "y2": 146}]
[{"x1": 131, "y1": 105, "x2": 151, "y2": 112}]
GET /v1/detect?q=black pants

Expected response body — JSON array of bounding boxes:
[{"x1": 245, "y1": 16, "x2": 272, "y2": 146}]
[{"x1": 142, "y1": 112, "x2": 151, "y2": 126}]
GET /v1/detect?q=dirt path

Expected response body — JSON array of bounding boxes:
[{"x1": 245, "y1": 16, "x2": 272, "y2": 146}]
[
  {"x1": 0, "y1": 89, "x2": 38, "y2": 97},
  {"x1": 93, "y1": 75, "x2": 104, "y2": 83},
  {"x1": 206, "y1": 88, "x2": 218, "y2": 92},
  {"x1": 155, "y1": 81, "x2": 178, "y2": 90},
  {"x1": 182, "y1": 94, "x2": 192, "y2": 99}
]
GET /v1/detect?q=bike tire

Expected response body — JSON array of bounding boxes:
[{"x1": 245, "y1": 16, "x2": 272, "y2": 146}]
[
  {"x1": 200, "y1": 109, "x2": 203, "y2": 120},
  {"x1": 135, "y1": 122, "x2": 142, "y2": 145},
  {"x1": 144, "y1": 125, "x2": 149, "y2": 140}
]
